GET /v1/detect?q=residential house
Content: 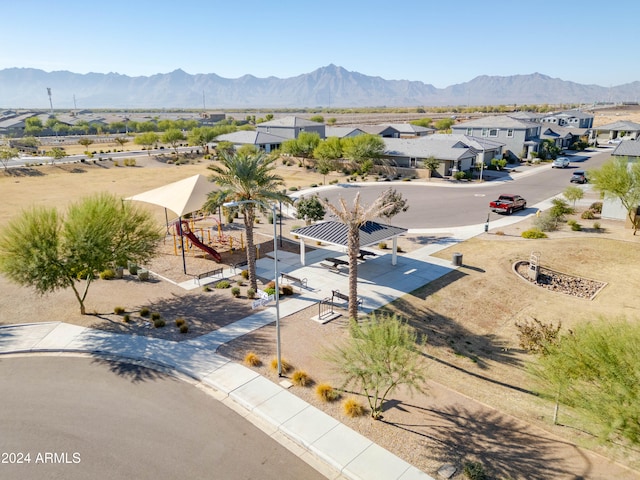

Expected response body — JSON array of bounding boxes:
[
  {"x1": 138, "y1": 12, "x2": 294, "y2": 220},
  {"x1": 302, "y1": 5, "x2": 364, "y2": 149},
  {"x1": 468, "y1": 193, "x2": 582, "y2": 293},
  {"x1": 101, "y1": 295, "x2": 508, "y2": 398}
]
[
  {"x1": 256, "y1": 116, "x2": 325, "y2": 140},
  {"x1": 540, "y1": 110, "x2": 594, "y2": 129},
  {"x1": 213, "y1": 130, "x2": 286, "y2": 153},
  {"x1": 382, "y1": 134, "x2": 503, "y2": 177},
  {"x1": 539, "y1": 125, "x2": 587, "y2": 150},
  {"x1": 451, "y1": 115, "x2": 541, "y2": 160},
  {"x1": 358, "y1": 125, "x2": 401, "y2": 138},
  {"x1": 385, "y1": 123, "x2": 434, "y2": 137},
  {"x1": 593, "y1": 120, "x2": 640, "y2": 142},
  {"x1": 324, "y1": 126, "x2": 365, "y2": 139}
]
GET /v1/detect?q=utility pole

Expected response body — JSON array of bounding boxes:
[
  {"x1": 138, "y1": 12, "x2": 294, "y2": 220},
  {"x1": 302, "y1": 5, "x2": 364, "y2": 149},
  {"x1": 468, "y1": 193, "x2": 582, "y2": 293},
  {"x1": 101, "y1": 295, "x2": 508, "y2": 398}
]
[{"x1": 47, "y1": 88, "x2": 54, "y2": 116}]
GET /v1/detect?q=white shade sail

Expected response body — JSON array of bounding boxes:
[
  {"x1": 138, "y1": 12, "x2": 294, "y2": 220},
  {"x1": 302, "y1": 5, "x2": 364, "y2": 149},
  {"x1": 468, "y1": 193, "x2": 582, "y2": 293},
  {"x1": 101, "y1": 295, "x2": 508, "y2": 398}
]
[{"x1": 126, "y1": 174, "x2": 216, "y2": 217}]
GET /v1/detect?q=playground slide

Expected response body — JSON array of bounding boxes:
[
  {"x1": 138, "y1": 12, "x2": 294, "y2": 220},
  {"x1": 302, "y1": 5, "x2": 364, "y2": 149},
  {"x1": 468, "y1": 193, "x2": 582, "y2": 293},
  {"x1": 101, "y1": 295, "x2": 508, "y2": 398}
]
[{"x1": 177, "y1": 221, "x2": 222, "y2": 263}]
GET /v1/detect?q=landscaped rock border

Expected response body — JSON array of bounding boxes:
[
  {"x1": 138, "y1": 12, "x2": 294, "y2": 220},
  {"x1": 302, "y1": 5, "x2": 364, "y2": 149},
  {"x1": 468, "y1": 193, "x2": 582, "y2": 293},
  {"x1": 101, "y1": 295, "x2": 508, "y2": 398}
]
[{"x1": 513, "y1": 261, "x2": 607, "y2": 300}]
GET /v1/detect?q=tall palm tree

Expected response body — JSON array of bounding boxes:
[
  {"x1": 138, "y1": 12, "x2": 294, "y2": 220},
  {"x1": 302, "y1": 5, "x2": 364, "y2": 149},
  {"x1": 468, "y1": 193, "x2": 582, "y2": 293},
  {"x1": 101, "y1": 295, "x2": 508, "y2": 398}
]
[
  {"x1": 319, "y1": 193, "x2": 393, "y2": 320},
  {"x1": 207, "y1": 150, "x2": 289, "y2": 291}
]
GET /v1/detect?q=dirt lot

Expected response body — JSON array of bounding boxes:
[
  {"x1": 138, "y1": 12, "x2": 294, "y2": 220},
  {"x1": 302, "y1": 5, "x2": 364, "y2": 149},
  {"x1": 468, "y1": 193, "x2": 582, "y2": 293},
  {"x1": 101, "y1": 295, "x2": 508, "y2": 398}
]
[{"x1": 1, "y1": 156, "x2": 640, "y2": 479}]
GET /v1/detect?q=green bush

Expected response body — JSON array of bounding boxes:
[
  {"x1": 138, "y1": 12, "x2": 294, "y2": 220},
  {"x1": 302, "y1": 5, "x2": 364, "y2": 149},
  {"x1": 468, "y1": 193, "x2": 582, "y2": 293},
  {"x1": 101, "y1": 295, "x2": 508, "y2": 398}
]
[
  {"x1": 289, "y1": 186, "x2": 299, "y2": 192},
  {"x1": 378, "y1": 241, "x2": 387, "y2": 249},
  {"x1": 100, "y1": 269, "x2": 116, "y2": 280},
  {"x1": 153, "y1": 318, "x2": 166, "y2": 328},
  {"x1": 581, "y1": 209, "x2": 596, "y2": 219},
  {"x1": 453, "y1": 171, "x2": 467, "y2": 181},
  {"x1": 533, "y1": 212, "x2": 558, "y2": 232},
  {"x1": 175, "y1": 318, "x2": 186, "y2": 327},
  {"x1": 463, "y1": 461, "x2": 487, "y2": 480},
  {"x1": 114, "y1": 306, "x2": 125, "y2": 315},
  {"x1": 231, "y1": 287, "x2": 241, "y2": 297},
  {"x1": 247, "y1": 288, "x2": 256, "y2": 299},
  {"x1": 123, "y1": 314, "x2": 131, "y2": 323},
  {"x1": 264, "y1": 287, "x2": 276, "y2": 296},
  {"x1": 593, "y1": 221, "x2": 602, "y2": 231},
  {"x1": 590, "y1": 201, "x2": 603, "y2": 213},
  {"x1": 139, "y1": 307, "x2": 150, "y2": 317},
  {"x1": 241, "y1": 269, "x2": 249, "y2": 280},
  {"x1": 216, "y1": 280, "x2": 231, "y2": 289},
  {"x1": 568, "y1": 220, "x2": 582, "y2": 231},
  {"x1": 521, "y1": 229, "x2": 548, "y2": 239},
  {"x1": 179, "y1": 324, "x2": 189, "y2": 334}
]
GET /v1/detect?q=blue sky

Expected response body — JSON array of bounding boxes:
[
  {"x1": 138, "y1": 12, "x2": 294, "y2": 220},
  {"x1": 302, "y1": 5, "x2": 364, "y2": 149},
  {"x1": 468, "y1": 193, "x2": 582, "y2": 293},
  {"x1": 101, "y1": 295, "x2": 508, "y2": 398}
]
[{"x1": 3, "y1": 0, "x2": 637, "y2": 87}]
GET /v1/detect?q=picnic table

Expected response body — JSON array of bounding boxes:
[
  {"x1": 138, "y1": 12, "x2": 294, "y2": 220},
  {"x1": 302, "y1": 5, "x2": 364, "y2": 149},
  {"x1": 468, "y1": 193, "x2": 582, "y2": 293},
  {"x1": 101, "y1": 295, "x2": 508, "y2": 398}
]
[{"x1": 325, "y1": 257, "x2": 349, "y2": 268}]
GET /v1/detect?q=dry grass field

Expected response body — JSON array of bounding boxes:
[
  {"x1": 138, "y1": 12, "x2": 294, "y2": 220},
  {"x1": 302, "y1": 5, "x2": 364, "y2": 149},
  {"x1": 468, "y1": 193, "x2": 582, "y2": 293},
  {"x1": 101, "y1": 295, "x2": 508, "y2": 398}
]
[{"x1": 2, "y1": 150, "x2": 640, "y2": 479}]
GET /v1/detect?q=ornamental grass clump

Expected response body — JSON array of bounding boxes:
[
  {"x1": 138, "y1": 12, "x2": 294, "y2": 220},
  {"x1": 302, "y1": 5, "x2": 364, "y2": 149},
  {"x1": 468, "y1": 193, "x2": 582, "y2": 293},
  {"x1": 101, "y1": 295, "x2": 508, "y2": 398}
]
[
  {"x1": 316, "y1": 383, "x2": 339, "y2": 402},
  {"x1": 270, "y1": 357, "x2": 291, "y2": 374},
  {"x1": 244, "y1": 352, "x2": 262, "y2": 367},
  {"x1": 343, "y1": 398, "x2": 366, "y2": 418},
  {"x1": 291, "y1": 370, "x2": 311, "y2": 387}
]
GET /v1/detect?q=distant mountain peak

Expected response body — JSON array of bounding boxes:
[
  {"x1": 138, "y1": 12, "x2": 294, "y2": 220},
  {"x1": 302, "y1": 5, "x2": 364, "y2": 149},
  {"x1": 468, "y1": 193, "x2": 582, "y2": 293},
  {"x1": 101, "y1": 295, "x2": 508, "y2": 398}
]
[{"x1": 0, "y1": 67, "x2": 637, "y2": 109}]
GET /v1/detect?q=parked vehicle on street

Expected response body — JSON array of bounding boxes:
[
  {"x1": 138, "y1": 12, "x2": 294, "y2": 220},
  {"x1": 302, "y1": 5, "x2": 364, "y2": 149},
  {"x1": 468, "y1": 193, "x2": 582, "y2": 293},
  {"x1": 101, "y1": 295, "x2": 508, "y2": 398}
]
[
  {"x1": 570, "y1": 170, "x2": 588, "y2": 184},
  {"x1": 552, "y1": 157, "x2": 570, "y2": 168},
  {"x1": 489, "y1": 194, "x2": 527, "y2": 214}
]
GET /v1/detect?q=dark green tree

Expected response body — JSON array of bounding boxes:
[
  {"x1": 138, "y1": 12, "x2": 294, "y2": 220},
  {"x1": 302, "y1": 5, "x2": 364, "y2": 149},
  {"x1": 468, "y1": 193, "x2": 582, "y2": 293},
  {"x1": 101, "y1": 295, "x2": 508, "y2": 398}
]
[{"x1": 295, "y1": 196, "x2": 325, "y2": 224}]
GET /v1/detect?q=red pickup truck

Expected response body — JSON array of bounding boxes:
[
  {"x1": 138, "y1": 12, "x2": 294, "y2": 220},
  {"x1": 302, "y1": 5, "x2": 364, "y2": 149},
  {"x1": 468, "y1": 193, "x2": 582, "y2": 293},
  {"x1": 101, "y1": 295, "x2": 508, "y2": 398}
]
[{"x1": 489, "y1": 194, "x2": 527, "y2": 214}]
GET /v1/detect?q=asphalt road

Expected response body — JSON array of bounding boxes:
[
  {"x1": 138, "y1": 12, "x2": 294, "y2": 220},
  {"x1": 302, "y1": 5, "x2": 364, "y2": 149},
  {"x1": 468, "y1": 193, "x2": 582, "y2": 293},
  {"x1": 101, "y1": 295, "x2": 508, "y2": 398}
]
[
  {"x1": 0, "y1": 356, "x2": 326, "y2": 480},
  {"x1": 311, "y1": 148, "x2": 613, "y2": 229}
]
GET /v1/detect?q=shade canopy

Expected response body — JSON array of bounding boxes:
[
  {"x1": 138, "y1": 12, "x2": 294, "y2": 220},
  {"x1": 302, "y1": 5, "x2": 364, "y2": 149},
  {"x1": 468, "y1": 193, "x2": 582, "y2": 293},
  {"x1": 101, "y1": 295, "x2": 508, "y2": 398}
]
[
  {"x1": 291, "y1": 221, "x2": 407, "y2": 248},
  {"x1": 126, "y1": 174, "x2": 216, "y2": 217}
]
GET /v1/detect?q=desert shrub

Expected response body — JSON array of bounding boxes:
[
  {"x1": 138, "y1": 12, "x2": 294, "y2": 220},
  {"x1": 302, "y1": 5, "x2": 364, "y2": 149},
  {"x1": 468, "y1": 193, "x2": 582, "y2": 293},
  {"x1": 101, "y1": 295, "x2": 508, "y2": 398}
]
[
  {"x1": 151, "y1": 312, "x2": 161, "y2": 321},
  {"x1": 270, "y1": 357, "x2": 291, "y2": 374},
  {"x1": 153, "y1": 318, "x2": 166, "y2": 328},
  {"x1": 329, "y1": 179, "x2": 339, "y2": 185},
  {"x1": 495, "y1": 230, "x2": 505, "y2": 236},
  {"x1": 139, "y1": 307, "x2": 150, "y2": 317},
  {"x1": 202, "y1": 285, "x2": 211, "y2": 292},
  {"x1": 533, "y1": 212, "x2": 558, "y2": 232},
  {"x1": 244, "y1": 352, "x2": 262, "y2": 367},
  {"x1": 291, "y1": 370, "x2": 311, "y2": 386},
  {"x1": 549, "y1": 198, "x2": 574, "y2": 219},
  {"x1": 289, "y1": 186, "x2": 298, "y2": 192},
  {"x1": 100, "y1": 269, "x2": 116, "y2": 280},
  {"x1": 123, "y1": 314, "x2": 131, "y2": 323},
  {"x1": 114, "y1": 306, "x2": 126, "y2": 315},
  {"x1": 316, "y1": 383, "x2": 339, "y2": 402},
  {"x1": 231, "y1": 287, "x2": 241, "y2": 297},
  {"x1": 581, "y1": 209, "x2": 596, "y2": 219},
  {"x1": 378, "y1": 241, "x2": 387, "y2": 249},
  {"x1": 397, "y1": 246, "x2": 404, "y2": 253},
  {"x1": 247, "y1": 288, "x2": 256, "y2": 299},
  {"x1": 179, "y1": 324, "x2": 189, "y2": 334},
  {"x1": 515, "y1": 318, "x2": 561, "y2": 355},
  {"x1": 463, "y1": 461, "x2": 487, "y2": 480},
  {"x1": 216, "y1": 280, "x2": 231, "y2": 289},
  {"x1": 281, "y1": 284, "x2": 294, "y2": 296},
  {"x1": 236, "y1": 280, "x2": 244, "y2": 286},
  {"x1": 343, "y1": 398, "x2": 366, "y2": 418},
  {"x1": 590, "y1": 201, "x2": 603, "y2": 213},
  {"x1": 310, "y1": 183, "x2": 318, "y2": 188},
  {"x1": 240, "y1": 269, "x2": 249, "y2": 280},
  {"x1": 568, "y1": 219, "x2": 582, "y2": 231},
  {"x1": 593, "y1": 221, "x2": 602, "y2": 231},
  {"x1": 175, "y1": 318, "x2": 186, "y2": 327},
  {"x1": 113, "y1": 160, "x2": 119, "y2": 167},
  {"x1": 264, "y1": 287, "x2": 276, "y2": 296},
  {"x1": 521, "y1": 229, "x2": 547, "y2": 239},
  {"x1": 453, "y1": 171, "x2": 467, "y2": 181}
]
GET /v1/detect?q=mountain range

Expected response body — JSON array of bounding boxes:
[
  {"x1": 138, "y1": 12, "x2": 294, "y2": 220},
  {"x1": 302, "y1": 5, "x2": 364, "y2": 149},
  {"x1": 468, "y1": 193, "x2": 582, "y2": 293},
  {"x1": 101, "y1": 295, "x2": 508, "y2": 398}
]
[{"x1": 1, "y1": 65, "x2": 638, "y2": 109}]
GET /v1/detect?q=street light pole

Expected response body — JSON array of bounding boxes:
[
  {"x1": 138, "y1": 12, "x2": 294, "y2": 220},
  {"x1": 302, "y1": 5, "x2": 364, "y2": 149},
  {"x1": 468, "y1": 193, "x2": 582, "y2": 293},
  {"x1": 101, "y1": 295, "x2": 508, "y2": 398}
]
[{"x1": 223, "y1": 200, "x2": 282, "y2": 377}]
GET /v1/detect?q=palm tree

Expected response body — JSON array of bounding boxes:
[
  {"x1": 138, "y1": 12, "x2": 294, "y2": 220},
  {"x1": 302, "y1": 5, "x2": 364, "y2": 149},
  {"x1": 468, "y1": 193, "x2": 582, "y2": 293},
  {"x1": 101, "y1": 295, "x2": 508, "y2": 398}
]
[
  {"x1": 319, "y1": 193, "x2": 394, "y2": 320},
  {"x1": 207, "y1": 150, "x2": 289, "y2": 291}
]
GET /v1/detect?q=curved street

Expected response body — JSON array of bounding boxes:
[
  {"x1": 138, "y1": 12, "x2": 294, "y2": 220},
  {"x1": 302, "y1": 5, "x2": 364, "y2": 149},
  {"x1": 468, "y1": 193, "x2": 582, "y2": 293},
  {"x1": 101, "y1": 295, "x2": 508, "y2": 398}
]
[{"x1": 0, "y1": 356, "x2": 326, "y2": 480}]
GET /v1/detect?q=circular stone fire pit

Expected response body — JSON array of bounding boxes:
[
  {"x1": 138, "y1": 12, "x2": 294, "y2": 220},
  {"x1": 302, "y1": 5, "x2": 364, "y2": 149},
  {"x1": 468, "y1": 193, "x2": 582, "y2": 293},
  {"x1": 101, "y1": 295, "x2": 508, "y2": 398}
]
[{"x1": 513, "y1": 261, "x2": 607, "y2": 300}]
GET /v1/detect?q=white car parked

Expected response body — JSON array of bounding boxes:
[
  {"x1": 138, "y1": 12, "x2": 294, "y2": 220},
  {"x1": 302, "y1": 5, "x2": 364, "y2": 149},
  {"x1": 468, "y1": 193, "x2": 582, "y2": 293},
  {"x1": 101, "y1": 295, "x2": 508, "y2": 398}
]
[{"x1": 552, "y1": 157, "x2": 570, "y2": 168}]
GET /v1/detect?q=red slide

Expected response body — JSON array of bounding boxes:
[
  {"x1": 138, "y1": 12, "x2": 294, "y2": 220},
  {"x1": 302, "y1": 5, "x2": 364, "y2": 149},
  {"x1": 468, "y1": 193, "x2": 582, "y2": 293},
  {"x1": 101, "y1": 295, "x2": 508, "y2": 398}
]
[{"x1": 177, "y1": 221, "x2": 222, "y2": 263}]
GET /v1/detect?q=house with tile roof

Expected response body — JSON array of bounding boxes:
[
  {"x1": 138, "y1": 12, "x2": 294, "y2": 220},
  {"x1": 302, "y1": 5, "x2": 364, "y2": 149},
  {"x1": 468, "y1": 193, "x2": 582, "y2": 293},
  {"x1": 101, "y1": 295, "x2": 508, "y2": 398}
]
[
  {"x1": 256, "y1": 116, "x2": 325, "y2": 140},
  {"x1": 451, "y1": 115, "x2": 541, "y2": 160},
  {"x1": 382, "y1": 134, "x2": 504, "y2": 177}
]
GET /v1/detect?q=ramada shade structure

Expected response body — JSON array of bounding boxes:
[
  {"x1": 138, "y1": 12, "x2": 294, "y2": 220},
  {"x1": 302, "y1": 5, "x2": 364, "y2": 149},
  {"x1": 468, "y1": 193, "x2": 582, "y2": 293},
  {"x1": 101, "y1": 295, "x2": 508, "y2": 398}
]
[{"x1": 291, "y1": 221, "x2": 407, "y2": 265}]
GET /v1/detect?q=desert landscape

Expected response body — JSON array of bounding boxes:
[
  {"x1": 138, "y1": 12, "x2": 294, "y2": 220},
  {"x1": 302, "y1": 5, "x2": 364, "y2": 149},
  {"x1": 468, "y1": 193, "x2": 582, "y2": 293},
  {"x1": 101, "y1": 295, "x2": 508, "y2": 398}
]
[{"x1": 1, "y1": 116, "x2": 640, "y2": 479}]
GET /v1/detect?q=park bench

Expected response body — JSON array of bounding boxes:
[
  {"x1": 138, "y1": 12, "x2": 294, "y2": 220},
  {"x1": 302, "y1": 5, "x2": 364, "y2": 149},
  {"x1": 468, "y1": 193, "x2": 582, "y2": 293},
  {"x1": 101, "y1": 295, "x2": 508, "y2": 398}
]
[
  {"x1": 193, "y1": 267, "x2": 224, "y2": 285},
  {"x1": 232, "y1": 260, "x2": 248, "y2": 274},
  {"x1": 281, "y1": 273, "x2": 308, "y2": 289},
  {"x1": 331, "y1": 289, "x2": 363, "y2": 309}
]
